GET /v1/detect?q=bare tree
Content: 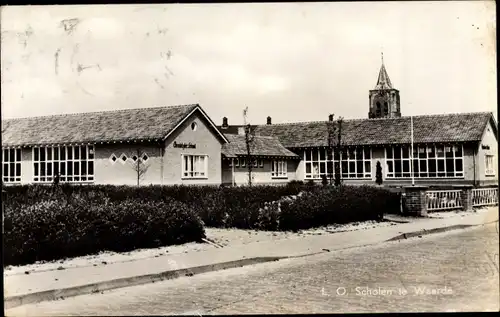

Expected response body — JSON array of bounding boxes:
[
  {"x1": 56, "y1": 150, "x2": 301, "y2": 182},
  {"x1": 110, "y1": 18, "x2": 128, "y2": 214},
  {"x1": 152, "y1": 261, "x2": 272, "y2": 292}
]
[
  {"x1": 131, "y1": 149, "x2": 150, "y2": 186},
  {"x1": 334, "y1": 117, "x2": 344, "y2": 187},
  {"x1": 327, "y1": 114, "x2": 336, "y2": 185},
  {"x1": 243, "y1": 107, "x2": 255, "y2": 186},
  {"x1": 327, "y1": 114, "x2": 344, "y2": 187}
]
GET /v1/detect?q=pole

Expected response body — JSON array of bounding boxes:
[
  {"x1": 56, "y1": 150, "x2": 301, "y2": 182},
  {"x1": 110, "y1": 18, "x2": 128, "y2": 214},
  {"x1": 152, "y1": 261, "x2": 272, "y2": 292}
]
[{"x1": 410, "y1": 115, "x2": 415, "y2": 186}]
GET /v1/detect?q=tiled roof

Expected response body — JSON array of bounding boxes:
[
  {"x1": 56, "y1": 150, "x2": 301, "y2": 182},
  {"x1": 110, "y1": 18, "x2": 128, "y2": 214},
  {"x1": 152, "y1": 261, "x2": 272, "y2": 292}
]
[
  {"x1": 221, "y1": 134, "x2": 300, "y2": 159},
  {"x1": 1, "y1": 104, "x2": 227, "y2": 147},
  {"x1": 218, "y1": 126, "x2": 242, "y2": 135},
  {"x1": 251, "y1": 112, "x2": 496, "y2": 148}
]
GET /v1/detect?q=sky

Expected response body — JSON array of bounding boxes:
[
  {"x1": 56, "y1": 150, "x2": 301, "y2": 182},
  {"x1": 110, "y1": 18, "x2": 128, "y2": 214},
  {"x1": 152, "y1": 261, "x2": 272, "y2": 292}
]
[{"x1": 0, "y1": 2, "x2": 497, "y2": 125}]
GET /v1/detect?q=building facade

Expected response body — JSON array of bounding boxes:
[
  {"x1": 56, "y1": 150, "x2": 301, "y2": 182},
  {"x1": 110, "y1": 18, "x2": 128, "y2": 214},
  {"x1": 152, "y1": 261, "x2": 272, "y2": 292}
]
[
  {"x1": 2, "y1": 61, "x2": 498, "y2": 187},
  {"x1": 219, "y1": 60, "x2": 498, "y2": 187},
  {"x1": 2, "y1": 105, "x2": 229, "y2": 186}
]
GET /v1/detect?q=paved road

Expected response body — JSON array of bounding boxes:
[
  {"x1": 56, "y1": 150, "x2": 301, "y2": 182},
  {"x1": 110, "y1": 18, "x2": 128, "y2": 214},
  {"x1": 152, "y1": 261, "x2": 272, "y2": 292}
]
[{"x1": 6, "y1": 224, "x2": 499, "y2": 315}]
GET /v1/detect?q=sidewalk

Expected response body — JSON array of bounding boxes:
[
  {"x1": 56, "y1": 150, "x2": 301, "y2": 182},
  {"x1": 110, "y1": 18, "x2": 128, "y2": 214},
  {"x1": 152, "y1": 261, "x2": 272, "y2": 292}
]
[{"x1": 4, "y1": 206, "x2": 498, "y2": 308}]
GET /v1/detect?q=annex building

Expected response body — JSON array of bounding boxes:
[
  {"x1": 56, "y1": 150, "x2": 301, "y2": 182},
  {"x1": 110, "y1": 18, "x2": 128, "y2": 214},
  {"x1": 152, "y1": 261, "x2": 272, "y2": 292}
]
[{"x1": 1, "y1": 60, "x2": 498, "y2": 187}]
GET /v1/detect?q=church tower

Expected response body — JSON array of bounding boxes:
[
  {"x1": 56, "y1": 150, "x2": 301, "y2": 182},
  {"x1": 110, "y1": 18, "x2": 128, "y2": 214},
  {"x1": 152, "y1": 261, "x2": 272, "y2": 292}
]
[{"x1": 368, "y1": 54, "x2": 401, "y2": 118}]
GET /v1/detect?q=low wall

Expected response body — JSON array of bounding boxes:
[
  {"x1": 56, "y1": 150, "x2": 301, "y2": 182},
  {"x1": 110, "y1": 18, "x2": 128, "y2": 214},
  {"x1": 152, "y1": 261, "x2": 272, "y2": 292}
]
[{"x1": 402, "y1": 185, "x2": 498, "y2": 216}]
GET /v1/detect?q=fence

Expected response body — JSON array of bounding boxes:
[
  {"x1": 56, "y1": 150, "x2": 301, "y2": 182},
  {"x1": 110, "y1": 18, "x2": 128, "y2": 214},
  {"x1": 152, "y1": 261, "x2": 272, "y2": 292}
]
[
  {"x1": 472, "y1": 188, "x2": 499, "y2": 207},
  {"x1": 426, "y1": 190, "x2": 463, "y2": 211}
]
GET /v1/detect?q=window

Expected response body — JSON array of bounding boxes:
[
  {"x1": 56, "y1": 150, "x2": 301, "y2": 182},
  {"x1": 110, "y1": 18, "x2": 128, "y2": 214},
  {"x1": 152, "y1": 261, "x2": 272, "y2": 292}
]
[
  {"x1": 230, "y1": 158, "x2": 262, "y2": 168},
  {"x1": 385, "y1": 144, "x2": 464, "y2": 178},
  {"x1": 119, "y1": 153, "x2": 128, "y2": 164},
  {"x1": 191, "y1": 122, "x2": 198, "y2": 131},
  {"x1": 182, "y1": 155, "x2": 208, "y2": 178},
  {"x1": 252, "y1": 158, "x2": 258, "y2": 168},
  {"x1": 33, "y1": 145, "x2": 95, "y2": 183},
  {"x1": 303, "y1": 147, "x2": 371, "y2": 179},
  {"x1": 109, "y1": 154, "x2": 118, "y2": 164},
  {"x1": 272, "y1": 160, "x2": 287, "y2": 178},
  {"x1": 2, "y1": 148, "x2": 22, "y2": 183},
  {"x1": 485, "y1": 155, "x2": 495, "y2": 176}
]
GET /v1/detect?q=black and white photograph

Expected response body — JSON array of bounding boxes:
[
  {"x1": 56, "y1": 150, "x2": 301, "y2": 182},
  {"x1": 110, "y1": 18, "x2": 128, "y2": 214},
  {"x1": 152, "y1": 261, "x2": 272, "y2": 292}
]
[{"x1": 1, "y1": 1, "x2": 498, "y2": 314}]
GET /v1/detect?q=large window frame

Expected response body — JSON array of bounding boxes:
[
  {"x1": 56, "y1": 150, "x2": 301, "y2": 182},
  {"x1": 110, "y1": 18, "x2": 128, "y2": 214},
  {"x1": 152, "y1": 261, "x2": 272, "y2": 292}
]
[
  {"x1": 2, "y1": 148, "x2": 22, "y2": 183},
  {"x1": 303, "y1": 147, "x2": 372, "y2": 180},
  {"x1": 271, "y1": 160, "x2": 287, "y2": 178},
  {"x1": 385, "y1": 144, "x2": 464, "y2": 179},
  {"x1": 32, "y1": 144, "x2": 95, "y2": 183},
  {"x1": 485, "y1": 154, "x2": 495, "y2": 176},
  {"x1": 181, "y1": 154, "x2": 208, "y2": 179},
  {"x1": 229, "y1": 157, "x2": 264, "y2": 168}
]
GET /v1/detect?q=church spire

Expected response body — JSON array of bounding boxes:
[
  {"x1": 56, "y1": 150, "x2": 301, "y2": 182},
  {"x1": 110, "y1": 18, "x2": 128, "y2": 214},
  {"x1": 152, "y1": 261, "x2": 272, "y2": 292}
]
[
  {"x1": 368, "y1": 53, "x2": 401, "y2": 119},
  {"x1": 374, "y1": 53, "x2": 393, "y2": 90}
]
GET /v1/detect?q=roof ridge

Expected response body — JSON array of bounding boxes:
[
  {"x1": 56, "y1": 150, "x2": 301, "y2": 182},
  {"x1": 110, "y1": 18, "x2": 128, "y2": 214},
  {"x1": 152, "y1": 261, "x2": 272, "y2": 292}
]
[
  {"x1": 1, "y1": 104, "x2": 199, "y2": 121},
  {"x1": 251, "y1": 111, "x2": 494, "y2": 126},
  {"x1": 225, "y1": 134, "x2": 278, "y2": 140},
  {"x1": 255, "y1": 120, "x2": 329, "y2": 126},
  {"x1": 400, "y1": 111, "x2": 492, "y2": 119}
]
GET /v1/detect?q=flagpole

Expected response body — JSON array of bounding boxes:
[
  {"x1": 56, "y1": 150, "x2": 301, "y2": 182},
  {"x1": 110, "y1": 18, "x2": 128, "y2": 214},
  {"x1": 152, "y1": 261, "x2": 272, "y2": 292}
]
[{"x1": 410, "y1": 115, "x2": 415, "y2": 186}]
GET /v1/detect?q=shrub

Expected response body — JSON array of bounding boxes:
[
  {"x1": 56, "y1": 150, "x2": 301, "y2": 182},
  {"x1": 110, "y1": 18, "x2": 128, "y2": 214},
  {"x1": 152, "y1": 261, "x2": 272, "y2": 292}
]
[
  {"x1": 376, "y1": 161, "x2": 383, "y2": 185},
  {"x1": 285, "y1": 180, "x2": 305, "y2": 193},
  {"x1": 2, "y1": 183, "x2": 400, "y2": 265},
  {"x1": 306, "y1": 179, "x2": 317, "y2": 189},
  {"x1": 279, "y1": 185, "x2": 399, "y2": 231},
  {"x1": 2, "y1": 183, "x2": 308, "y2": 238},
  {"x1": 3, "y1": 195, "x2": 205, "y2": 266},
  {"x1": 256, "y1": 201, "x2": 280, "y2": 231},
  {"x1": 321, "y1": 175, "x2": 328, "y2": 186}
]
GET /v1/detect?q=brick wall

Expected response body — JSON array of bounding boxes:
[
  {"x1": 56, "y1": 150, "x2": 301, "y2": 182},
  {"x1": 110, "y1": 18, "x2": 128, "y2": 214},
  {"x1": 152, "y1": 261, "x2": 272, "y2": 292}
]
[{"x1": 404, "y1": 186, "x2": 428, "y2": 216}]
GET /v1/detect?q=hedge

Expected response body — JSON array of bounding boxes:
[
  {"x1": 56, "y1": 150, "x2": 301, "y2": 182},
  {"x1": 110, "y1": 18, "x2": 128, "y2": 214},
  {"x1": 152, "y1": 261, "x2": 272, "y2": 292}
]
[
  {"x1": 2, "y1": 182, "x2": 309, "y2": 229},
  {"x1": 277, "y1": 185, "x2": 400, "y2": 231},
  {"x1": 2, "y1": 182, "x2": 400, "y2": 265},
  {"x1": 3, "y1": 191, "x2": 205, "y2": 266}
]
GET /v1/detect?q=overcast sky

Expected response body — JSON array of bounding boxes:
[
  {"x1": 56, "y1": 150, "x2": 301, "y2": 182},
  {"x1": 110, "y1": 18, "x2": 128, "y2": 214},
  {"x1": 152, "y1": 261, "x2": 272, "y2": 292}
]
[{"x1": 1, "y1": 2, "x2": 496, "y2": 125}]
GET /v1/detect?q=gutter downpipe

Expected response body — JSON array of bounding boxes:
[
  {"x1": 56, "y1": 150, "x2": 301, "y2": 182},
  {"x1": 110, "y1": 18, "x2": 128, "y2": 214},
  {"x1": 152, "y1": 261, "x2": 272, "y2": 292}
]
[
  {"x1": 410, "y1": 116, "x2": 415, "y2": 186},
  {"x1": 232, "y1": 158, "x2": 235, "y2": 186},
  {"x1": 473, "y1": 143, "x2": 477, "y2": 187}
]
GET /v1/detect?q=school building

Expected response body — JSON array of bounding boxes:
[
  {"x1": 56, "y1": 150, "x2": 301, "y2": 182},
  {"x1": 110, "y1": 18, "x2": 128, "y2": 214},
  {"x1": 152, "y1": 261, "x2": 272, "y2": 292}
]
[{"x1": 1, "y1": 60, "x2": 498, "y2": 187}]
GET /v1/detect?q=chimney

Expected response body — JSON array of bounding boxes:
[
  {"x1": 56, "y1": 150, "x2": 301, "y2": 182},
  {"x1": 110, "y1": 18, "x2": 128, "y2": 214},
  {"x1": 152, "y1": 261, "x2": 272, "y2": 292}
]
[
  {"x1": 267, "y1": 116, "x2": 272, "y2": 125},
  {"x1": 222, "y1": 117, "x2": 228, "y2": 129},
  {"x1": 328, "y1": 114, "x2": 334, "y2": 122}
]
